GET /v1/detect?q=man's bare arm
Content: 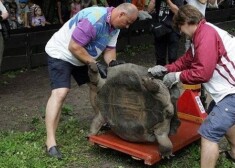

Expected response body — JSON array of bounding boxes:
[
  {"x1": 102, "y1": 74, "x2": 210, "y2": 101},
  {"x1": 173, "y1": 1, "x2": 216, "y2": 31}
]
[
  {"x1": 68, "y1": 38, "x2": 96, "y2": 64},
  {"x1": 103, "y1": 48, "x2": 117, "y2": 65}
]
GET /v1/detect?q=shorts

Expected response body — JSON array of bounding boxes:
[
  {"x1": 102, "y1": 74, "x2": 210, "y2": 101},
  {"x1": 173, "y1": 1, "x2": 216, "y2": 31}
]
[
  {"x1": 47, "y1": 55, "x2": 90, "y2": 89},
  {"x1": 198, "y1": 94, "x2": 235, "y2": 143}
]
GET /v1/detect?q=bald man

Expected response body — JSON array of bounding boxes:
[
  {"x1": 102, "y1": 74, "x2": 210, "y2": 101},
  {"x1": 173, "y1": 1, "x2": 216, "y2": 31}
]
[{"x1": 44, "y1": 3, "x2": 138, "y2": 159}]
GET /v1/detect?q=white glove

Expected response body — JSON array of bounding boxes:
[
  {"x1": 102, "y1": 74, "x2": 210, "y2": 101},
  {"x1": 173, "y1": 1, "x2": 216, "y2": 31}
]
[
  {"x1": 163, "y1": 72, "x2": 181, "y2": 88},
  {"x1": 148, "y1": 65, "x2": 168, "y2": 77}
]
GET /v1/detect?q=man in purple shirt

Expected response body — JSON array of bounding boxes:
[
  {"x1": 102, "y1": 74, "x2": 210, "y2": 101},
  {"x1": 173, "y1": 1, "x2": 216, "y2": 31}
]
[{"x1": 45, "y1": 3, "x2": 138, "y2": 159}]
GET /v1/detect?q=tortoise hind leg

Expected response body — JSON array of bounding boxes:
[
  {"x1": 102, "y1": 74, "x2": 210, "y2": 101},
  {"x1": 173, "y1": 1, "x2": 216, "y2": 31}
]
[
  {"x1": 169, "y1": 113, "x2": 181, "y2": 135},
  {"x1": 89, "y1": 112, "x2": 106, "y2": 136},
  {"x1": 153, "y1": 118, "x2": 173, "y2": 158},
  {"x1": 169, "y1": 85, "x2": 181, "y2": 135}
]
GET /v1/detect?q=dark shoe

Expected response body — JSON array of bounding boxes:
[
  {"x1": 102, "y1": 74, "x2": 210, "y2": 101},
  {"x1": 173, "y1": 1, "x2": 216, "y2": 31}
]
[
  {"x1": 47, "y1": 146, "x2": 62, "y2": 160},
  {"x1": 224, "y1": 151, "x2": 235, "y2": 163}
]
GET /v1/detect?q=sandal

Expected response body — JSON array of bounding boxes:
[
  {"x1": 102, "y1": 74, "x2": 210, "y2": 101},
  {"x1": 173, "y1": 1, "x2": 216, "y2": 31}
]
[
  {"x1": 224, "y1": 151, "x2": 235, "y2": 163},
  {"x1": 46, "y1": 146, "x2": 62, "y2": 160}
]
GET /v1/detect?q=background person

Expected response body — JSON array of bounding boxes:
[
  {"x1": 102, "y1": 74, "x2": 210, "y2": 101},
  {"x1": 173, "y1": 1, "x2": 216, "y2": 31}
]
[
  {"x1": 31, "y1": 6, "x2": 50, "y2": 27},
  {"x1": 28, "y1": 0, "x2": 39, "y2": 26},
  {"x1": 3, "y1": 0, "x2": 18, "y2": 29},
  {"x1": 148, "y1": 4, "x2": 235, "y2": 168},
  {"x1": 0, "y1": 0, "x2": 9, "y2": 73},
  {"x1": 44, "y1": 3, "x2": 138, "y2": 159},
  {"x1": 56, "y1": 0, "x2": 70, "y2": 25},
  {"x1": 17, "y1": 0, "x2": 30, "y2": 28},
  {"x1": 148, "y1": 0, "x2": 184, "y2": 66},
  {"x1": 70, "y1": 0, "x2": 81, "y2": 18},
  {"x1": 132, "y1": 0, "x2": 152, "y2": 20}
]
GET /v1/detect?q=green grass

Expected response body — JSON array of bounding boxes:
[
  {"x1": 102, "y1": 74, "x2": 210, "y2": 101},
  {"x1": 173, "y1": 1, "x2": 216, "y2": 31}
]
[
  {"x1": 117, "y1": 44, "x2": 154, "y2": 58},
  {"x1": 3, "y1": 68, "x2": 28, "y2": 79},
  {"x1": 0, "y1": 113, "x2": 234, "y2": 168}
]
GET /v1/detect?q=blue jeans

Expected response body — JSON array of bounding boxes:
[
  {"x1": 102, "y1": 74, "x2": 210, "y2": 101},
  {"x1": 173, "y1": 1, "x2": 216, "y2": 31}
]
[{"x1": 198, "y1": 94, "x2": 235, "y2": 143}]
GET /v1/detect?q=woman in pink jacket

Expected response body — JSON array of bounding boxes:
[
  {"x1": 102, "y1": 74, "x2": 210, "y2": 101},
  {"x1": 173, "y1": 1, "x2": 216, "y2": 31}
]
[{"x1": 148, "y1": 4, "x2": 235, "y2": 168}]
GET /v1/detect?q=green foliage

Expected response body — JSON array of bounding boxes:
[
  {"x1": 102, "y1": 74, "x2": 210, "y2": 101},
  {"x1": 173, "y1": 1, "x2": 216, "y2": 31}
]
[
  {"x1": 117, "y1": 44, "x2": 153, "y2": 58},
  {"x1": 227, "y1": 27, "x2": 235, "y2": 35},
  {"x1": 62, "y1": 104, "x2": 74, "y2": 116},
  {"x1": 0, "y1": 80, "x2": 9, "y2": 85},
  {"x1": 0, "y1": 118, "x2": 93, "y2": 168},
  {"x1": 1, "y1": 118, "x2": 234, "y2": 168}
]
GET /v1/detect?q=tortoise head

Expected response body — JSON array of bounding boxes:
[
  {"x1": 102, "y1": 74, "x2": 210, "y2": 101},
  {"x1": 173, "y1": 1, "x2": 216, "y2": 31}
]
[{"x1": 141, "y1": 76, "x2": 161, "y2": 92}]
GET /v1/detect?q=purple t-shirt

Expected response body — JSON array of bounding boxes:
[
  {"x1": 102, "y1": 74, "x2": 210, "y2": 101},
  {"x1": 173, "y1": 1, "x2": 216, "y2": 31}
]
[
  {"x1": 32, "y1": 16, "x2": 46, "y2": 26},
  {"x1": 45, "y1": 6, "x2": 120, "y2": 66}
]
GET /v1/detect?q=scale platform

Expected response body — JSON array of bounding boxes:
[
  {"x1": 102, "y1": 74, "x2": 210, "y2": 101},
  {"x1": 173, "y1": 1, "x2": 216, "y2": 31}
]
[
  {"x1": 89, "y1": 116, "x2": 201, "y2": 165},
  {"x1": 89, "y1": 85, "x2": 207, "y2": 165}
]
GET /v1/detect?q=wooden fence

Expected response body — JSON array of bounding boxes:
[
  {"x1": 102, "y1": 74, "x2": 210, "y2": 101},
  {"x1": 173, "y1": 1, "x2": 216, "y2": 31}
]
[{"x1": 2, "y1": 7, "x2": 235, "y2": 72}]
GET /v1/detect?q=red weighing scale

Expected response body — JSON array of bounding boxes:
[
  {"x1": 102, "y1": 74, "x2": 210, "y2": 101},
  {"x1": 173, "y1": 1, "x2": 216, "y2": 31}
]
[{"x1": 89, "y1": 84, "x2": 208, "y2": 165}]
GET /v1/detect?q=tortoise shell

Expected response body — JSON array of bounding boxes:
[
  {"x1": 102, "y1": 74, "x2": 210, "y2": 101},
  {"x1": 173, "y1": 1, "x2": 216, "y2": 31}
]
[{"x1": 97, "y1": 64, "x2": 174, "y2": 142}]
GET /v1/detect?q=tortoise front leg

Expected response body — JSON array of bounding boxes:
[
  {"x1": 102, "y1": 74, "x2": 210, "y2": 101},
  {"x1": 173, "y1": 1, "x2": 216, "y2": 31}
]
[
  {"x1": 88, "y1": 83, "x2": 99, "y2": 115},
  {"x1": 89, "y1": 112, "x2": 106, "y2": 136},
  {"x1": 88, "y1": 63, "x2": 105, "y2": 115}
]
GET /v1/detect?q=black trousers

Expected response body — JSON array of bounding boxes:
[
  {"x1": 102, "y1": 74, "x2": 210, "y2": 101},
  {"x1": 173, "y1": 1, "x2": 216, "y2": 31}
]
[{"x1": 154, "y1": 31, "x2": 181, "y2": 66}]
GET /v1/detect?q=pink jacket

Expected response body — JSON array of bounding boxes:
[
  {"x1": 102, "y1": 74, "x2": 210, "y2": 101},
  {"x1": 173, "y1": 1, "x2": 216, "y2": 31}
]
[{"x1": 166, "y1": 19, "x2": 235, "y2": 103}]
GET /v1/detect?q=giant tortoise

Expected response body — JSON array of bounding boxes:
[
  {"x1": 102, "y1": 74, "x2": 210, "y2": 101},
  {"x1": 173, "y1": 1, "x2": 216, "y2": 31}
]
[{"x1": 88, "y1": 62, "x2": 181, "y2": 157}]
